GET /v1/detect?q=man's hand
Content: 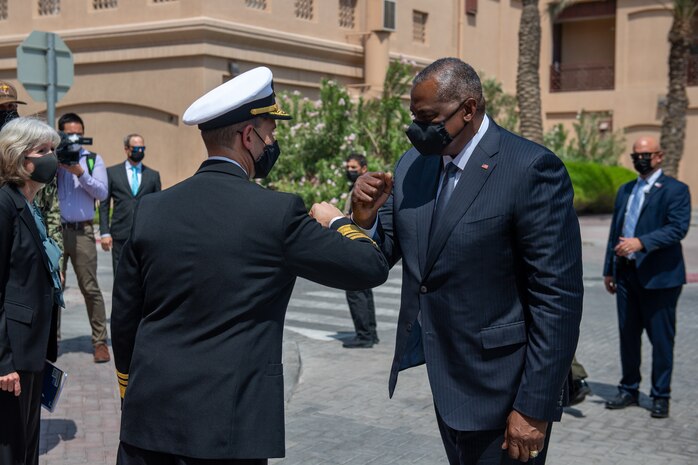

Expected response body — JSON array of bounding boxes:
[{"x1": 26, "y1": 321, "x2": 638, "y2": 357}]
[
  {"x1": 501, "y1": 410, "x2": 547, "y2": 462},
  {"x1": 101, "y1": 236, "x2": 113, "y2": 252},
  {"x1": 351, "y1": 172, "x2": 393, "y2": 229},
  {"x1": 61, "y1": 163, "x2": 85, "y2": 177},
  {"x1": 604, "y1": 276, "x2": 616, "y2": 295},
  {"x1": 614, "y1": 237, "x2": 643, "y2": 257},
  {"x1": 0, "y1": 371, "x2": 21, "y2": 397},
  {"x1": 309, "y1": 202, "x2": 344, "y2": 228}
]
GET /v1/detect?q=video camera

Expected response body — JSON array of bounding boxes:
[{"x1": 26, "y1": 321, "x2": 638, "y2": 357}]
[{"x1": 56, "y1": 132, "x2": 93, "y2": 165}]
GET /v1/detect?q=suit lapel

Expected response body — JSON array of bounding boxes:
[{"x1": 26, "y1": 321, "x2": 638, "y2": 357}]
[
  {"x1": 639, "y1": 174, "x2": 664, "y2": 217},
  {"x1": 8, "y1": 188, "x2": 52, "y2": 273},
  {"x1": 415, "y1": 157, "x2": 442, "y2": 277},
  {"x1": 422, "y1": 122, "x2": 500, "y2": 278},
  {"x1": 615, "y1": 182, "x2": 634, "y2": 233}
]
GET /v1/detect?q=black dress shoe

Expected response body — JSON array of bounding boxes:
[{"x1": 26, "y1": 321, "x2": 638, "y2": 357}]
[
  {"x1": 651, "y1": 398, "x2": 670, "y2": 418},
  {"x1": 605, "y1": 391, "x2": 639, "y2": 409},
  {"x1": 372, "y1": 334, "x2": 380, "y2": 345},
  {"x1": 569, "y1": 379, "x2": 592, "y2": 406},
  {"x1": 342, "y1": 337, "x2": 374, "y2": 349}
]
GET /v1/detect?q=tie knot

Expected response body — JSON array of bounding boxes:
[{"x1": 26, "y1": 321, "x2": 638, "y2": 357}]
[{"x1": 444, "y1": 162, "x2": 459, "y2": 176}]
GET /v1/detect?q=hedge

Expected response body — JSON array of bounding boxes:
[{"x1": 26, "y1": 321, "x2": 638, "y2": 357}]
[{"x1": 565, "y1": 161, "x2": 636, "y2": 214}]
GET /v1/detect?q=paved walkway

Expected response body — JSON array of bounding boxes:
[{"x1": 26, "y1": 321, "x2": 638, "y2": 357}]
[{"x1": 39, "y1": 214, "x2": 698, "y2": 465}]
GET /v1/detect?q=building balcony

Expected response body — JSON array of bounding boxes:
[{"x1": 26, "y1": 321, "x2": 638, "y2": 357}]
[{"x1": 550, "y1": 63, "x2": 614, "y2": 92}]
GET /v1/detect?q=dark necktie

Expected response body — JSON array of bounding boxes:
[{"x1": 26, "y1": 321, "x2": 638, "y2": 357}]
[{"x1": 430, "y1": 162, "x2": 459, "y2": 236}]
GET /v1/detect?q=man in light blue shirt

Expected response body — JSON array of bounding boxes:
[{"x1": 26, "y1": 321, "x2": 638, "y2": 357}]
[{"x1": 56, "y1": 112, "x2": 111, "y2": 363}]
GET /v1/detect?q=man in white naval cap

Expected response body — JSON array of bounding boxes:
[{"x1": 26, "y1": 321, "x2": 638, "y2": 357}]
[{"x1": 111, "y1": 67, "x2": 389, "y2": 465}]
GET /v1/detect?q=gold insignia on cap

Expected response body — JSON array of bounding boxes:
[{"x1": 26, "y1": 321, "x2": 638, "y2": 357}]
[{"x1": 250, "y1": 102, "x2": 290, "y2": 118}]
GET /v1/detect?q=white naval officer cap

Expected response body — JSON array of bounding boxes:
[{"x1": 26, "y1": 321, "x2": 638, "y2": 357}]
[{"x1": 182, "y1": 66, "x2": 291, "y2": 131}]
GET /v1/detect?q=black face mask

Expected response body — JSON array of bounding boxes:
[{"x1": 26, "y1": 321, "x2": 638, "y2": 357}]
[
  {"x1": 0, "y1": 109, "x2": 19, "y2": 131},
  {"x1": 346, "y1": 170, "x2": 360, "y2": 183},
  {"x1": 247, "y1": 129, "x2": 281, "y2": 179},
  {"x1": 129, "y1": 146, "x2": 146, "y2": 163},
  {"x1": 405, "y1": 101, "x2": 468, "y2": 156},
  {"x1": 632, "y1": 157, "x2": 654, "y2": 176},
  {"x1": 27, "y1": 152, "x2": 58, "y2": 184}
]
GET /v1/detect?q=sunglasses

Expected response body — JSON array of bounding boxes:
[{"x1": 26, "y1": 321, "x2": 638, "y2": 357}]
[{"x1": 630, "y1": 152, "x2": 658, "y2": 160}]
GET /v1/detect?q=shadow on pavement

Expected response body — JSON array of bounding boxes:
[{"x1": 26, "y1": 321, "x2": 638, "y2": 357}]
[
  {"x1": 39, "y1": 418, "x2": 77, "y2": 455},
  {"x1": 57, "y1": 335, "x2": 99, "y2": 356}
]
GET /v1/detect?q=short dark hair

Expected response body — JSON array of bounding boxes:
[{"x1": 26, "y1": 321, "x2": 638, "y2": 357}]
[
  {"x1": 58, "y1": 113, "x2": 85, "y2": 132},
  {"x1": 414, "y1": 58, "x2": 485, "y2": 113},
  {"x1": 124, "y1": 133, "x2": 144, "y2": 147},
  {"x1": 346, "y1": 152, "x2": 367, "y2": 167}
]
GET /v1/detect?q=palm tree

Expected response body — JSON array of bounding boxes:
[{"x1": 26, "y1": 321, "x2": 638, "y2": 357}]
[
  {"x1": 516, "y1": 0, "x2": 544, "y2": 144},
  {"x1": 659, "y1": 0, "x2": 697, "y2": 177}
]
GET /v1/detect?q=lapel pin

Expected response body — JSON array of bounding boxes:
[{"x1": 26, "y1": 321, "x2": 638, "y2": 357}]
[
  {"x1": 481, "y1": 164, "x2": 489, "y2": 170},
  {"x1": 654, "y1": 182, "x2": 662, "y2": 188}
]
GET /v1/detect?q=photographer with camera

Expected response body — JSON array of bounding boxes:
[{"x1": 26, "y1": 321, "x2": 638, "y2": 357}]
[{"x1": 56, "y1": 112, "x2": 110, "y2": 363}]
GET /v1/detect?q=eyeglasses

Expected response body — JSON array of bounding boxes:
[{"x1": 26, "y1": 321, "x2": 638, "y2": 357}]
[{"x1": 630, "y1": 152, "x2": 659, "y2": 160}]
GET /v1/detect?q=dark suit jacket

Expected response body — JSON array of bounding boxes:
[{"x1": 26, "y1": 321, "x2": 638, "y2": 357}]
[
  {"x1": 111, "y1": 160, "x2": 389, "y2": 460},
  {"x1": 0, "y1": 185, "x2": 58, "y2": 376},
  {"x1": 603, "y1": 173, "x2": 691, "y2": 289},
  {"x1": 380, "y1": 120, "x2": 584, "y2": 431},
  {"x1": 100, "y1": 162, "x2": 161, "y2": 241}
]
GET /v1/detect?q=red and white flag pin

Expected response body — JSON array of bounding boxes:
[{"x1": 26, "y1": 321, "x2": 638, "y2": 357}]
[{"x1": 481, "y1": 163, "x2": 489, "y2": 170}]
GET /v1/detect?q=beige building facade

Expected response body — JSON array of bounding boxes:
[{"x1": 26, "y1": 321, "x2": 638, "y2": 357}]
[{"x1": 0, "y1": 0, "x2": 695, "y2": 203}]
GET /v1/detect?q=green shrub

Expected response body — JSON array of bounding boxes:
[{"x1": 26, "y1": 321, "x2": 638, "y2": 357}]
[{"x1": 565, "y1": 161, "x2": 636, "y2": 214}]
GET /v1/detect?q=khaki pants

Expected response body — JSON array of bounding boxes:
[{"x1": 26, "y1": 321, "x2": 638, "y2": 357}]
[{"x1": 61, "y1": 223, "x2": 108, "y2": 345}]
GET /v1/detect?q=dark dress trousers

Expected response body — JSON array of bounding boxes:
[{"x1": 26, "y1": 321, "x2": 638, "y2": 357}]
[
  {"x1": 99, "y1": 163, "x2": 161, "y2": 273},
  {"x1": 0, "y1": 185, "x2": 58, "y2": 465},
  {"x1": 380, "y1": 120, "x2": 584, "y2": 436},
  {"x1": 111, "y1": 160, "x2": 389, "y2": 460},
  {"x1": 603, "y1": 174, "x2": 690, "y2": 398}
]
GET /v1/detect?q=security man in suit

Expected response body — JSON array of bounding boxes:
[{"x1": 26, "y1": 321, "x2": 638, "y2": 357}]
[
  {"x1": 100, "y1": 133, "x2": 161, "y2": 274},
  {"x1": 603, "y1": 136, "x2": 691, "y2": 419},
  {"x1": 111, "y1": 67, "x2": 389, "y2": 465},
  {"x1": 352, "y1": 58, "x2": 583, "y2": 464}
]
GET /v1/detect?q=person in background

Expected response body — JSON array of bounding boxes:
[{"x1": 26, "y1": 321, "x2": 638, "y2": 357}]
[
  {"x1": 0, "y1": 81, "x2": 62, "y2": 257},
  {"x1": 0, "y1": 117, "x2": 63, "y2": 465},
  {"x1": 100, "y1": 133, "x2": 161, "y2": 274},
  {"x1": 603, "y1": 136, "x2": 691, "y2": 419},
  {"x1": 342, "y1": 152, "x2": 379, "y2": 348},
  {"x1": 56, "y1": 112, "x2": 110, "y2": 363}
]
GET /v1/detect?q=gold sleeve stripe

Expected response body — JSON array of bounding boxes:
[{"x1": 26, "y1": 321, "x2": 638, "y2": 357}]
[
  {"x1": 337, "y1": 224, "x2": 377, "y2": 247},
  {"x1": 116, "y1": 370, "x2": 129, "y2": 398}
]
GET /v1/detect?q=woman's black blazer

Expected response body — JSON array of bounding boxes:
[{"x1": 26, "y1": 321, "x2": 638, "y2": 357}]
[{"x1": 0, "y1": 184, "x2": 57, "y2": 376}]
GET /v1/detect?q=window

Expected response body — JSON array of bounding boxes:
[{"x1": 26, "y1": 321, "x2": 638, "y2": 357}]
[
  {"x1": 295, "y1": 0, "x2": 313, "y2": 20},
  {"x1": 339, "y1": 0, "x2": 355, "y2": 29},
  {"x1": 466, "y1": 0, "x2": 477, "y2": 16},
  {"x1": 38, "y1": 0, "x2": 60, "y2": 15},
  {"x1": 413, "y1": 10, "x2": 427, "y2": 43},
  {"x1": 93, "y1": 0, "x2": 117, "y2": 9},
  {"x1": 246, "y1": 0, "x2": 267, "y2": 10},
  {"x1": 0, "y1": 0, "x2": 7, "y2": 20}
]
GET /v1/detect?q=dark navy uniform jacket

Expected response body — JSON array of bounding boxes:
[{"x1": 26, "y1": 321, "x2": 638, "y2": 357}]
[{"x1": 111, "y1": 160, "x2": 389, "y2": 460}]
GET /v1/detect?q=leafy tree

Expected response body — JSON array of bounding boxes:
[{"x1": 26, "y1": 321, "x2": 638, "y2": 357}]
[
  {"x1": 266, "y1": 60, "x2": 415, "y2": 206},
  {"x1": 481, "y1": 76, "x2": 519, "y2": 132}
]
